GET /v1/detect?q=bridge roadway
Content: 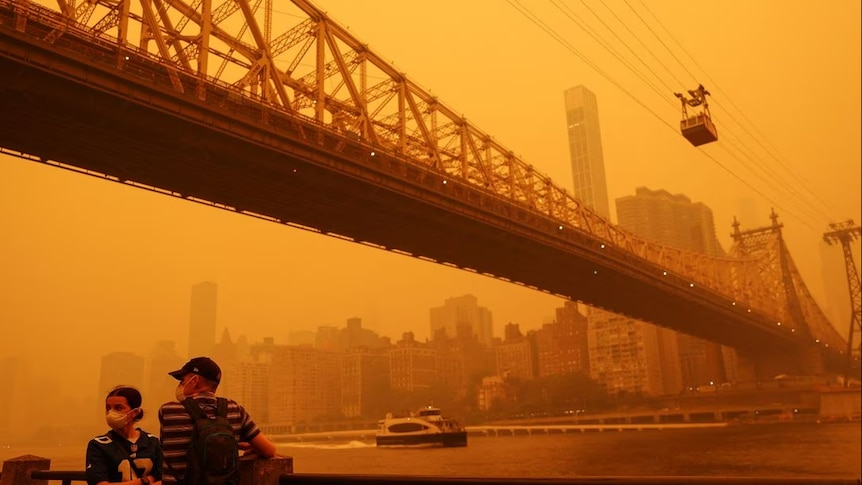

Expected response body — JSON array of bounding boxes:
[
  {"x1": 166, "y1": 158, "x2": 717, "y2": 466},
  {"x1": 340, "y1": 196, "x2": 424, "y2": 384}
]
[{"x1": 0, "y1": 4, "x2": 831, "y2": 366}]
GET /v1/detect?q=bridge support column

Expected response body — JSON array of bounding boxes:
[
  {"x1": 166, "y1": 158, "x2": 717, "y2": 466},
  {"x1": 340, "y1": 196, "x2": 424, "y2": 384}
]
[
  {"x1": 797, "y1": 345, "x2": 826, "y2": 376},
  {"x1": 738, "y1": 345, "x2": 824, "y2": 382}
]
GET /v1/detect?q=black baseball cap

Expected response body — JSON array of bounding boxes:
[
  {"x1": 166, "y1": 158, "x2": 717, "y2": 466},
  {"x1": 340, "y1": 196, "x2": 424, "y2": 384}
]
[{"x1": 168, "y1": 356, "x2": 222, "y2": 384}]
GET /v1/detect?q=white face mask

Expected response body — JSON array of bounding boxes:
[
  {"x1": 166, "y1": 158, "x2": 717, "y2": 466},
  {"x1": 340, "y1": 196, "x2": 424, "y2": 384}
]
[
  {"x1": 175, "y1": 382, "x2": 187, "y2": 403},
  {"x1": 106, "y1": 409, "x2": 134, "y2": 431}
]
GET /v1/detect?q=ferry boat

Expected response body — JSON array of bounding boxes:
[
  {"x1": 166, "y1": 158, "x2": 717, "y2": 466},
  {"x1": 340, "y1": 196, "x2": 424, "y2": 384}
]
[{"x1": 376, "y1": 406, "x2": 468, "y2": 448}]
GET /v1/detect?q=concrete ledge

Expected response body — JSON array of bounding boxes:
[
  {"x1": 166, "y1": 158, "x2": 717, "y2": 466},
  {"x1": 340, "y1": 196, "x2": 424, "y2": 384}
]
[
  {"x1": 0, "y1": 455, "x2": 293, "y2": 485},
  {"x1": 279, "y1": 474, "x2": 859, "y2": 485},
  {"x1": 0, "y1": 455, "x2": 50, "y2": 485}
]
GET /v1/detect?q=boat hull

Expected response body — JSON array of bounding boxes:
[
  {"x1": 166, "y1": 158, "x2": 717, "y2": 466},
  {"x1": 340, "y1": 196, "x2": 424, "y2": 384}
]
[{"x1": 376, "y1": 431, "x2": 468, "y2": 448}]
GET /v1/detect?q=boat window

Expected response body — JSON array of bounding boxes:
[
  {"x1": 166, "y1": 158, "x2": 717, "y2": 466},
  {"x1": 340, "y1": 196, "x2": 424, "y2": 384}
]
[{"x1": 388, "y1": 422, "x2": 428, "y2": 433}]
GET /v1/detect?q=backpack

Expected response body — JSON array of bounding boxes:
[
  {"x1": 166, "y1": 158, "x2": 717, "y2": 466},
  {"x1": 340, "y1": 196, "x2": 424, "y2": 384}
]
[{"x1": 181, "y1": 397, "x2": 240, "y2": 485}]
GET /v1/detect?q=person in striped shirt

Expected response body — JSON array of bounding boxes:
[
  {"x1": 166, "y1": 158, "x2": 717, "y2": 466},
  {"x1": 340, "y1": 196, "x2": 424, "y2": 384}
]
[{"x1": 157, "y1": 357, "x2": 276, "y2": 484}]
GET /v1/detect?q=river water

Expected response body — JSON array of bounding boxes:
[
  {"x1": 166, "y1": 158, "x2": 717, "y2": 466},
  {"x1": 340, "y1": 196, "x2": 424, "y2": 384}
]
[{"x1": 2, "y1": 422, "x2": 859, "y2": 479}]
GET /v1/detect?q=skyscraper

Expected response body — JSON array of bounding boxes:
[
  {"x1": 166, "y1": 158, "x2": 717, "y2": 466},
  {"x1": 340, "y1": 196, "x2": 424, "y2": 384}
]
[
  {"x1": 563, "y1": 85, "x2": 669, "y2": 396},
  {"x1": 189, "y1": 281, "x2": 218, "y2": 359},
  {"x1": 616, "y1": 187, "x2": 724, "y2": 257},
  {"x1": 0, "y1": 356, "x2": 29, "y2": 440},
  {"x1": 735, "y1": 197, "x2": 764, "y2": 231},
  {"x1": 99, "y1": 352, "x2": 145, "y2": 399},
  {"x1": 564, "y1": 85, "x2": 610, "y2": 219},
  {"x1": 820, "y1": 240, "x2": 853, "y2": 340},
  {"x1": 147, "y1": 340, "x2": 183, "y2": 409},
  {"x1": 429, "y1": 294, "x2": 493, "y2": 345},
  {"x1": 615, "y1": 187, "x2": 729, "y2": 389}
]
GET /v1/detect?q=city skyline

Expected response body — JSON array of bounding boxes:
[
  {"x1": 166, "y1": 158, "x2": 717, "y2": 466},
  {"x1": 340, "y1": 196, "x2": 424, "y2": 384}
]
[
  {"x1": 1, "y1": 1, "x2": 859, "y2": 404},
  {"x1": 0, "y1": 291, "x2": 595, "y2": 442}
]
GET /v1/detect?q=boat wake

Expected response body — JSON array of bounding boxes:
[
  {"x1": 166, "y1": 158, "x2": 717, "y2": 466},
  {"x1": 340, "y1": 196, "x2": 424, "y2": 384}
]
[{"x1": 276, "y1": 440, "x2": 374, "y2": 450}]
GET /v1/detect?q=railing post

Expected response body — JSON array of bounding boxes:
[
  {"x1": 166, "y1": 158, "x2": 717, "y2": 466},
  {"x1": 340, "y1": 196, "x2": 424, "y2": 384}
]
[
  {"x1": 238, "y1": 455, "x2": 294, "y2": 485},
  {"x1": 0, "y1": 455, "x2": 50, "y2": 485}
]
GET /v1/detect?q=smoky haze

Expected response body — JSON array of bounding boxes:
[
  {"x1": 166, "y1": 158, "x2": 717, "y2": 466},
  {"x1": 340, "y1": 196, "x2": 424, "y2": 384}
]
[{"x1": 0, "y1": 0, "x2": 860, "y2": 445}]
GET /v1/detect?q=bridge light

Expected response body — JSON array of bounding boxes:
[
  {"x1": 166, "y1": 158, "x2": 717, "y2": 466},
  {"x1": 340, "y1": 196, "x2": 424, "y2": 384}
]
[
  {"x1": 689, "y1": 283, "x2": 694, "y2": 288},
  {"x1": 777, "y1": 322, "x2": 781, "y2": 326},
  {"x1": 600, "y1": 244, "x2": 605, "y2": 249},
  {"x1": 292, "y1": 169, "x2": 297, "y2": 173},
  {"x1": 791, "y1": 329, "x2": 795, "y2": 332},
  {"x1": 747, "y1": 309, "x2": 751, "y2": 313},
  {"x1": 593, "y1": 270, "x2": 598, "y2": 275},
  {"x1": 825, "y1": 344, "x2": 829, "y2": 347},
  {"x1": 731, "y1": 301, "x2": 736, "y2": 306},
  {"x1": 370, "y1": 151, "x2": 376, "y2": 156},
  {"x1": 815, "y1": 339, "x2": 820, "y2": 343},
  {"x1": 124, "y1": 56, "x2": 129, "y2": 61},
  {"x1": 442, "y1": 179, "x2": 448, "y2": 185},
  {"x1": 662, "y1": 271, "x2": 667, "y2": 276},
  {"x1": 558, "y1": 225, "x2": 564, "y2": 230}
]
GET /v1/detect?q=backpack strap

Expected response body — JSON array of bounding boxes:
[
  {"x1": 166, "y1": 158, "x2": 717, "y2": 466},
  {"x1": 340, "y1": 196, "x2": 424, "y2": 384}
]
[
  {"x1": 102, "y1": 431, "x2": 133, "y2": 463},
  {"x1": 216, "y1": 398, "x2": 228, "y2": 419},
  {"x1": 181, "y1": 397, "x2": 206, "y2": 422}
]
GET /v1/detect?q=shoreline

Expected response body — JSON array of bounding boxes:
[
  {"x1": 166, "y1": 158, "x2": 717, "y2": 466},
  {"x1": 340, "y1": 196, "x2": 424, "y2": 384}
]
[{"x1": 269, "y1": 418, "x2": 861, "y2": 444}]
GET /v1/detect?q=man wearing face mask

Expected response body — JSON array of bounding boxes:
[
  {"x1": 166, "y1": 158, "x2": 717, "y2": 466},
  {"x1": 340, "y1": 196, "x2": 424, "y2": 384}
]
[
  {"x1": 86, "y1": 386, "x2": 163, "y2": 485},
  {"x1": 158, "y1": 356, "x2": 276, "y2": 485}
]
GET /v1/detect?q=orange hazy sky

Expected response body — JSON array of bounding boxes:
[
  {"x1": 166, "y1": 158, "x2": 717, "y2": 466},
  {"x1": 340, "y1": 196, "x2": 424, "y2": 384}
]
[{"x1": 1, "y1": 0, "x2": 860, "y2": 395}]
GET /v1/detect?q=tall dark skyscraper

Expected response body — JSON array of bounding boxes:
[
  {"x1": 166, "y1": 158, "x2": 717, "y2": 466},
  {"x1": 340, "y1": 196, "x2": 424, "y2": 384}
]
[
  {"x1": 189, "y1": 281, "x2": 218, "y2": 359},
  {"x1": 564, "y1": 85, "x2": 671, "y2": 396},
  {"x1": 564, "y1": 85, "x2": 610, "y2": 219}
]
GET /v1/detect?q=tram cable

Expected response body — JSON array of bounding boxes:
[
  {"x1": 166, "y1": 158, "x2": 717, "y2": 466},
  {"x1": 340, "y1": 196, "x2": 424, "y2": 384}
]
[
  {"x1": 569, "y1": 0, "x2": 676, "y2": 95},
  {"x1": 616, "y1": 0, "x2": 832, "y2": 224},
  {"x1": 556, "y1": 0, "x2": 823, "y2": 222},
  {"x1": 564, "y1": 0, "x2": 832, "y2": 227},
  {"x1": 505, "y1": 0, "x2": 821, "y2": 231},
  {"x1": 630, "y1": 0, "x2": 839, "y2": 219},
  {"x1": 548, "y1": 0, "x2": 676, "y2": 111}
]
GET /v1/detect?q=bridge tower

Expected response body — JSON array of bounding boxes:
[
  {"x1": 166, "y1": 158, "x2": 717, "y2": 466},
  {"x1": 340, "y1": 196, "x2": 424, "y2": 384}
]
[
  {"x1": 823, "y1": 220, "x2": 862, "y2": 385},
  {"x1": 729, "y1": 210, "x2": 825, "y2": 379}
]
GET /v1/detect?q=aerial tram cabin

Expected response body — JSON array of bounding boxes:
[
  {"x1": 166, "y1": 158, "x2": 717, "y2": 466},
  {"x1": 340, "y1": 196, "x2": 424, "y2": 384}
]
[{"x1": 675, "y1": 84, "x2": 718, "y2": 146}]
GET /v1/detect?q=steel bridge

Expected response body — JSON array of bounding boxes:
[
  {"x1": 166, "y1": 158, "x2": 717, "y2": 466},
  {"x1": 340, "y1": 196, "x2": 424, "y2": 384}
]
[{"x1": 0, "y1": 0, "x2": 852, "y2": 376}]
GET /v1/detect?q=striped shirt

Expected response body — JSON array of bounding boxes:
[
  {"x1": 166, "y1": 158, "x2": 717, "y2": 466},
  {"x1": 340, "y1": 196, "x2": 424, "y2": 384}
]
[{"x1": 158, "y1": 392, "x2": 261, "y2": 484}]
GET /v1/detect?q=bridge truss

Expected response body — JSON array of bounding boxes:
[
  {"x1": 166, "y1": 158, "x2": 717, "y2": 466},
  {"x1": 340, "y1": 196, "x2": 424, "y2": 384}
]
[
  {"x1": 1, "y1": 0, "x2": 848, "y2": 360},
  {"x1": 728, "y1": 211, "x2": 846, "y2": 354}
]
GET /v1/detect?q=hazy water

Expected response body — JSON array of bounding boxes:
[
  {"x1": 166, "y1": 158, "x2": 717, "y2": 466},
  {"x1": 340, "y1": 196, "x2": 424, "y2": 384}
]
[{"x1": 3, "y1": 422, "x2": 859, "y2": 479}]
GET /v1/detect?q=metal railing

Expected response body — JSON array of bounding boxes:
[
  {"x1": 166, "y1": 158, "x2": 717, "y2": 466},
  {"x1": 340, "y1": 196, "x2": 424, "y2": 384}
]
[
  {"x1": 30, "y1": 470, "x2": 88, "y2": 484},
  {"x1": 0, "y1": 471, "x2": 857, "y2": 485},
  {"x1": 0, "y1": 470, "x2": 87, "y2": 484}
]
